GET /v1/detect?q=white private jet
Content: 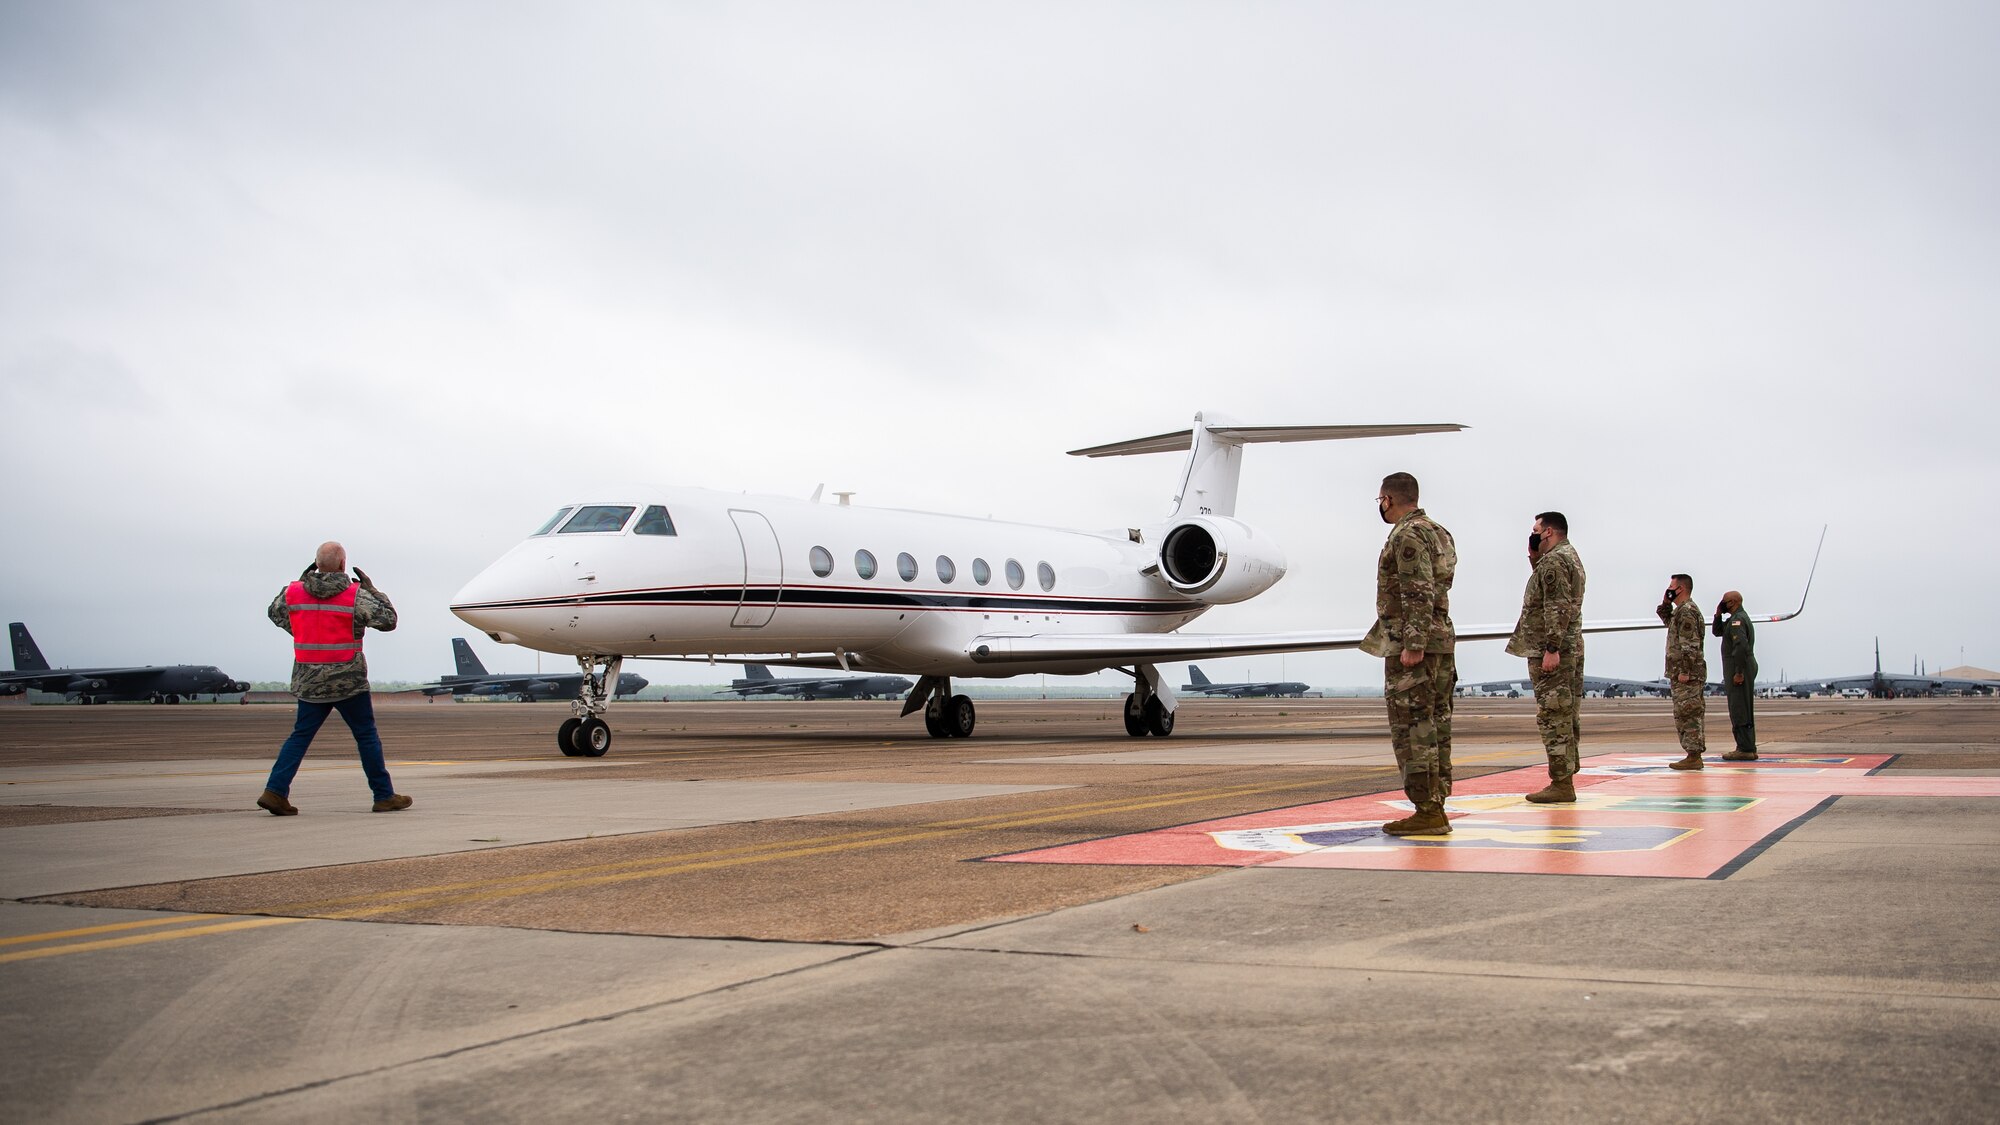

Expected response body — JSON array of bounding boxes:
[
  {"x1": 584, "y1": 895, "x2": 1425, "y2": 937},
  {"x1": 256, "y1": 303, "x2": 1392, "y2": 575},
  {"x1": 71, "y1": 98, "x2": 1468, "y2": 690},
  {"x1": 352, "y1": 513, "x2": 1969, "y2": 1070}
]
[{"x1": 450, "y1": 412, "x2": 1816, "y2": 756}]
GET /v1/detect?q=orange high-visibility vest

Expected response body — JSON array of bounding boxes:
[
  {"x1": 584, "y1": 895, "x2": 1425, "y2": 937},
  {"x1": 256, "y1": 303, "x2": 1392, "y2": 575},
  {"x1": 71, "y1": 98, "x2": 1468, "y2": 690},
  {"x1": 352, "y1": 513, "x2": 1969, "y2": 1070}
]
[{"x1": 285, "y1": 581, "x2": 362, "y2": 663}]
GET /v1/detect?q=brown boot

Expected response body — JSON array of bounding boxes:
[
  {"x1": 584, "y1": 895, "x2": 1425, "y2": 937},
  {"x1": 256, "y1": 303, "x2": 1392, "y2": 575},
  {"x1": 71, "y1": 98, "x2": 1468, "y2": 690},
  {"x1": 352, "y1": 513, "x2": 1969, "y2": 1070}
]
[
  {"x1": 256, "y1": 790, "x2": 298, "y2": 816},
  {"x1": 1525, "y1": 779, "x2": 1576, "y2": 804},
  {"x1": 1721, "y1": 750, "x2": 1757, "y2": 761},
  {"x1": 371, "y1": 794, "x2": 413, "y2": 812},
  {"x1": 1382, "y1": 805, "x2": 1451, "y2": 837},
  {"x1": 1668, "y1": 753, "x2": 1704, "y2": 771}
]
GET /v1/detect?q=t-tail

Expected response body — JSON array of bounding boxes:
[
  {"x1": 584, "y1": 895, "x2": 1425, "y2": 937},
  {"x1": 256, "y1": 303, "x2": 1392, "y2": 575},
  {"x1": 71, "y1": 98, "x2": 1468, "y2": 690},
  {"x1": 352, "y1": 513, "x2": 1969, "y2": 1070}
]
[
  {"x1": 1067, "y1": 411, "x2": 1466, "y2": 520},
  {"x1": 452, "y1": 638, "x2": 490, "y2": 678},
  {"x1": 9, "y1": 623, "x2": 49, "y2": 672},
  {"x1": 1188, "y1": 665, "x2": 1213, "y2": 687}
]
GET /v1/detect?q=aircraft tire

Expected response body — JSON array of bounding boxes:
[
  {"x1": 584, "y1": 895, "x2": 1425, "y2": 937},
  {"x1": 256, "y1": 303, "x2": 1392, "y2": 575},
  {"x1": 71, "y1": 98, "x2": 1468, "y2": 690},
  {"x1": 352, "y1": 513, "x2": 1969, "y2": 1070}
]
[
  {"x1": 945, "y1": 695, "x2": 976, "y2": 737},
  {"x1": 923, "y1": 708, "x2": 947, "y2": 738},
  {"x1": 1144, "y1": 696, "x2": 1175, "y2": 737},
  {"x1": 557, "y1": 718, "x2": 584, "y2": 756},
  {"x1": 574, "y1": 717, "x2": 612, "y2": 756},
  {"x1": 1122, "y1": 694, "x2": 1149, "y2": 737}
]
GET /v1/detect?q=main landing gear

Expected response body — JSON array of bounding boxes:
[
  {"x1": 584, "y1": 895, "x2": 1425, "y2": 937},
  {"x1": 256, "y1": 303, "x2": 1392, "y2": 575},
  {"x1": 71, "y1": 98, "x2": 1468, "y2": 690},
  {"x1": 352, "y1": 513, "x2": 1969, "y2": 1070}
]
[
  {"x1": 1121, "y1": 663, "x2": 1177, "y2": 737},
  {"x1": 556, "y1": 654, "x2": 624, "y2": 757},
  {"x1": 902, "y1": 676, "x2": 976, "y2": 738}
]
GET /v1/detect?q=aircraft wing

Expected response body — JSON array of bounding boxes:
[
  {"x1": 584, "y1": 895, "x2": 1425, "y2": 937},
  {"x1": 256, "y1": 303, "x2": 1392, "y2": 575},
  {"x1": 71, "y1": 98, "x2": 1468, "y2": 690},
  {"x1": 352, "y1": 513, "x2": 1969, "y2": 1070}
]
[{"x1": 966, "y1": 615, "x2": 1689, "y2": 668}]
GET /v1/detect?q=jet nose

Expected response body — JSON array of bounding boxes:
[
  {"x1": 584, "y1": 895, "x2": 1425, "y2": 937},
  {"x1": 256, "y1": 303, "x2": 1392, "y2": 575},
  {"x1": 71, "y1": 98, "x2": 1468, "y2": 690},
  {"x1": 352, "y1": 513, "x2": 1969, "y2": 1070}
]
[{"x1": 452, "y1": 541, "x2": 560, "y2": 643}]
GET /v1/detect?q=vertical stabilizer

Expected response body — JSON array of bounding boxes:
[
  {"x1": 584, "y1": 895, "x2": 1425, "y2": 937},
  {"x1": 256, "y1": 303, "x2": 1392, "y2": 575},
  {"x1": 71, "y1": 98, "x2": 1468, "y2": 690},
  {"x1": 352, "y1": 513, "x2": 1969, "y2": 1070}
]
[
  {"x1": 746, "y1": 664, "x2": 774, "y2": 682},
  {"x1": 1170, "y1": 412, "x2": 1245, "y2": 519},
  {"x1": 1189, "y1": 665, "x2": 1212, "y2": 686},
  {"x1": 452, "y1": 638, "x2": 489, "y2": 677},
  {"x1": 9, "y1": 624, "x2": 49, "y2": 672}
]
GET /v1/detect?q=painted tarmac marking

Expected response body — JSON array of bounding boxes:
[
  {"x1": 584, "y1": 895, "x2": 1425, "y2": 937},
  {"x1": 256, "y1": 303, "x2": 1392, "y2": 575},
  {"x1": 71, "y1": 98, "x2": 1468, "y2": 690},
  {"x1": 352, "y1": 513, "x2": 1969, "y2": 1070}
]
[
  {"x1": 0, "y1": 916, "x2": 304, "y2": 965},
  {"x1": 985, "y1": 753, "x2": 2000, "y2": 878},
  {"x1": 266, "y1": 775, "x2": 1382, "y2": 919},
  {"x1": 0, "y1": 912, "x2": 224, "y2": 946}
]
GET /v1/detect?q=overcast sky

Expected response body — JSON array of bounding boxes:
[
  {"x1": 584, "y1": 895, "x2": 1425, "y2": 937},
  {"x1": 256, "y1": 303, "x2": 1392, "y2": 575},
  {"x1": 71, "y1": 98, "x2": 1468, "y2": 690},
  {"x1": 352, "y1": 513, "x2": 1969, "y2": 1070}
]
[{"x1": 3, "y1": 1, "x2": 1995, "y2": 690}]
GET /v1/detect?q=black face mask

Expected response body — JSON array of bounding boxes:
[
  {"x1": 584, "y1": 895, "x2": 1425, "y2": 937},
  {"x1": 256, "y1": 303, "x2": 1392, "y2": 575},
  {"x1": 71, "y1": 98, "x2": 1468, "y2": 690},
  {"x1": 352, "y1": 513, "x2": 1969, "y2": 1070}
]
[
  {"x1": 1379, "y1": 499, "x2": 1393, "y2": 524},
  {"x1": 1530, "y1": 532, "x2": 1543, "y2": 553}
]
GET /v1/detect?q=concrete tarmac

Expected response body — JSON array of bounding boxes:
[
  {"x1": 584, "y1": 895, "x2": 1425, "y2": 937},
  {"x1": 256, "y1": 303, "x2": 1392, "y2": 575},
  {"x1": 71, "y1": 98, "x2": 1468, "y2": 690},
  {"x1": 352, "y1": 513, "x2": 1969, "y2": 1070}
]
[{"x1": 1, "y1": 697, "x2": 1995, "y2": 1122}]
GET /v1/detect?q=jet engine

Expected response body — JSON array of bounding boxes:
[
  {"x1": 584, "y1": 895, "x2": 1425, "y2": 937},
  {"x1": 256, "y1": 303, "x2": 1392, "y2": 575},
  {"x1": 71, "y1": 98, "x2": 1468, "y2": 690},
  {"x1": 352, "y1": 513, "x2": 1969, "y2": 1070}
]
[{"x1": 1154, "y1": 516, "x2": 1287, "y2": 604}]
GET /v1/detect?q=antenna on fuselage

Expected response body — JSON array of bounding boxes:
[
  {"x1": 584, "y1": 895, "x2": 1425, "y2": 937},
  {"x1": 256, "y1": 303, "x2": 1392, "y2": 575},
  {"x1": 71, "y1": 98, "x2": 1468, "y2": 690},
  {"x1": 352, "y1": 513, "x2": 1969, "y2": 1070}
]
[{"x1": 834, "y1": 491, "x2": 855, "y2": 506}]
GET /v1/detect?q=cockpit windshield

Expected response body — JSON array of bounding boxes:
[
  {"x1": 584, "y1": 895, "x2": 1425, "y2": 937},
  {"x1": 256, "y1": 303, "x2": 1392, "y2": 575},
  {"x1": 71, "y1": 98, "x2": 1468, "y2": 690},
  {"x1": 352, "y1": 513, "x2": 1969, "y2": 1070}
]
[
  {"x1": 558, "y1": 505, "x2": 637, "y2": 534},
  {"x1": 633, "y1": 505, "x2": 676, "y2": 536},
  {"x1": 532, "y1": 507, "x2": 575, "y2": 536}
]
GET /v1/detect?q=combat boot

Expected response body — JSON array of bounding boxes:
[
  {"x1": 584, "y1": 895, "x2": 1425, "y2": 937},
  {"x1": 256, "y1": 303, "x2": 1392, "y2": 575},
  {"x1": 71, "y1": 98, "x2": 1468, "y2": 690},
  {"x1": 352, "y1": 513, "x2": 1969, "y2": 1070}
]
[
  {"x1": 1525, "y1": 779, "x2": 1576, "y2": 804},
  {"x1": 1721, "y1": 750, "x2": 1757, "y2": 761},
  {"x1": 256, "y1": 790, "x2": 297, "y2": 816},
  {"x1": 1668, "y1": 753, "x2": 1704, "y2": 771},
  {"x1": 1382, "y1": 804, "x2": 1451, "y2": 837},
  {"x1": 371, "y1": 794, "x2": 414, "y2": 812}
]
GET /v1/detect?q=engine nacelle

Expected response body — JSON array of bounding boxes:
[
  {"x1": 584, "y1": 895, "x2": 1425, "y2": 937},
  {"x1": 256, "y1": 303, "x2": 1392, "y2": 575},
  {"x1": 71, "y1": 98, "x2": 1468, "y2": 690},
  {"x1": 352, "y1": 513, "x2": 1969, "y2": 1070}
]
[{"x1": 1154, "y1": 516, "x2": 1287, "y2": 604}]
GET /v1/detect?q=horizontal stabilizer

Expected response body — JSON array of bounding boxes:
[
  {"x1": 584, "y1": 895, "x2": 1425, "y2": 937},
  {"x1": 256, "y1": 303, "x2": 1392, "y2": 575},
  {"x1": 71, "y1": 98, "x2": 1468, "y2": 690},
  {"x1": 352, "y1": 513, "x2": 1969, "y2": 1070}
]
[{"x1": 1067, "y1": 423, "x2": 1465, "y2": 458}]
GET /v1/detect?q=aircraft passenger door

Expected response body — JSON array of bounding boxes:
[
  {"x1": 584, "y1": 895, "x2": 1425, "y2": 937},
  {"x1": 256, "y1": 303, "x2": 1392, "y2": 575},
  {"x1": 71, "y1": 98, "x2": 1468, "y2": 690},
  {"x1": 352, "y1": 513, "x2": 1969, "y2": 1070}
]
[{"x1": 728, "y1": 510, "x2": 783, "y2": 628}]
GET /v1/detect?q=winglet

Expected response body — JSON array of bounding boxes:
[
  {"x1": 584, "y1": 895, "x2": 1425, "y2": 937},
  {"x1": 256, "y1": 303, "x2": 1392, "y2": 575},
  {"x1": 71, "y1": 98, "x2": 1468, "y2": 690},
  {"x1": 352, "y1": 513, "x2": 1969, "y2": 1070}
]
[{"x1": 1757, "y1": 525, "x2": 1826, "y2": 624}]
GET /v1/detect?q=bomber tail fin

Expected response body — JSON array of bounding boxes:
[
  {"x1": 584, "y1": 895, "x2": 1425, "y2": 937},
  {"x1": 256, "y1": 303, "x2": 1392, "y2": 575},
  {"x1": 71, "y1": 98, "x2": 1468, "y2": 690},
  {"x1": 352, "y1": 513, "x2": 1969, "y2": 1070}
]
[
  {"x1": 9, "y1": 623, "x2": 49, "y2": 672},
  {"x1": 745, "y1": 663, "x2": 775, "y2": 682},
  {"x1": 1068, "y1": 412, "x2": 1465, "y2": 519},
  {"x1": 1189, "y1": 665, "x2": 1212, "y2": 686},
  {"x1": 452, "y1": 638, "x2": 489, "y2": 677}
]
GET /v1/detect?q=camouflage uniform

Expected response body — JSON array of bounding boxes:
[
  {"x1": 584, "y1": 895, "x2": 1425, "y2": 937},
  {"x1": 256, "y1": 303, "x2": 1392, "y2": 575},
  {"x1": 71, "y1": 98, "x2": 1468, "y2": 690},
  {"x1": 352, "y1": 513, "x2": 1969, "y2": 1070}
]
[
  {"x1": 1505, "y1": 539, "x2": 1586, "y2": 781},
  {"x1": 1658, "y1": 597, "x2": 1707, "y2": 757},
  {"x1": 1713, "y1": 606, "x2": 1758, "y2": 755},
  {"x1": 1360, "y1": 509, "x2": 1457, "y2": 810},
  {"x1": 267, "y1": 570, "x2": 397, "y2": 702}
]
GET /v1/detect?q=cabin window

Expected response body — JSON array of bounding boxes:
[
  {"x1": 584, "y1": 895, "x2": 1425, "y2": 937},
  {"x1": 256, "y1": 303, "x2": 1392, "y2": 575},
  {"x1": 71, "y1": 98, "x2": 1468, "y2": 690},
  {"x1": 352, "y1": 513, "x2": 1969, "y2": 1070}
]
[
  {"x1": 855, "y1": 549, "x2": 878, "y2": 580},
  {"x1": 558, "y1": 505, "x2": 636, "y2": 534},
  {"x1": 936, "y1": 556, "x2": 957, "y2": 584},
  {"x1": 897, "y1": 552, "x2": 918, "y2": 582},
  {"x1": 809, "y1": 546, "x2": 834, "y2": 577},
  {"x1": 1005, "y1": 558, "x2": 1025, "y2": 590},
  {"x1": 1037, "y1": 561, "x2": 1056, "y2": 592},
  {"x1": 532, "y1": 507, "x2": 574, "y2": 536},
  {"x1": 972, "y1": 558, "x2": 991, "y2": 586},
  {"x1": 633, "y1": 505, "x2": 677, "y2": 536}
]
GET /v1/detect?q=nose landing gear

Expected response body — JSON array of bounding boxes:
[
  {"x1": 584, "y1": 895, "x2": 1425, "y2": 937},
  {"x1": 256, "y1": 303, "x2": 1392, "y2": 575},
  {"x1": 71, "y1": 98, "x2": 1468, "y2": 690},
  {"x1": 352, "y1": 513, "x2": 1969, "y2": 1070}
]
[{"x1": 556, "y1": 655, "x2": 624, "y2": 756}]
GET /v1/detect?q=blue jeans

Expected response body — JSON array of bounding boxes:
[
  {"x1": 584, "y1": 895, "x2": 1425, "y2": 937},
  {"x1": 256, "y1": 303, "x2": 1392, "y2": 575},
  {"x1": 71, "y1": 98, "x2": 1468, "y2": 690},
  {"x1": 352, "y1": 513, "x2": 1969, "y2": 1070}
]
[{"x1": 266, "y1": 693, "x2": 395, "y2": 801}]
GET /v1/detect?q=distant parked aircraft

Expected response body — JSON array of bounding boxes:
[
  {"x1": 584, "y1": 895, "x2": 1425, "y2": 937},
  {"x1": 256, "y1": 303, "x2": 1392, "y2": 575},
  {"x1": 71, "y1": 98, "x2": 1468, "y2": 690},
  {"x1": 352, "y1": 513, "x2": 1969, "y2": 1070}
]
[
  {"x1": 716, "y1": 663, "x2": 915, "y2": 701},
  {"x1": 0, "y1": 622, "x2": 248, "y2": 704},
  {"x1": 1458, "y1": 676, "x2": 1669, "y2": 699},
  {"x1": 1181, "y1": 664, "x2": 1310, "y2": 698},
  {"x1": 1789, "y1": 639, "x2": 1997, "y2": 698},
  {"x1": 423, "y1": 638, "x2": 649, "y2": 703}
]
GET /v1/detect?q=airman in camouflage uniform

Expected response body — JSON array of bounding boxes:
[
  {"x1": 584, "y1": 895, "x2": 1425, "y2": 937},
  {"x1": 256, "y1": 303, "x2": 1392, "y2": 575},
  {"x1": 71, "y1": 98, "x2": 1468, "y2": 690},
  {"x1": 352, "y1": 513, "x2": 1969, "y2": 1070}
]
[
  {"x1": 1360, "y1": 472, "x2": 1458, "y2": 836},
  {"x1": 1506, "y1": 511, "x2": 1585, "y2": 803},
  {"x1": 1713, "y1": 591, "x2": 1758, "y2": 760},
  {"x1": 1657, "y1": 573, "x2": 1707, "y2": 770},
  {"x1": 257, "y1": 541, "x2": 412, "y2": 815}
]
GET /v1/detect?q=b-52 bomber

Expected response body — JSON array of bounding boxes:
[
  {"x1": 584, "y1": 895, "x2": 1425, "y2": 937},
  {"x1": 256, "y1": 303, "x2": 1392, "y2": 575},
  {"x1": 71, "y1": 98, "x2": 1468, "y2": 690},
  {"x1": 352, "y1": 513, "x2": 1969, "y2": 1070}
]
[
  {"x1": 1785, "y1": 639, "x2": 1997, "y2": 698},
  {"x1": 422, "y1": 638, "x2": 649, "y2": 704},
  {"x1": 1, "y1": 622, "x2": 249, "y2": 704},
  {"x1": 1181, "y1": 664, "x2": 1311, "y2": 698},
  {"x1": 716, "y1": 663, "x2": 915, "y2": 701}
]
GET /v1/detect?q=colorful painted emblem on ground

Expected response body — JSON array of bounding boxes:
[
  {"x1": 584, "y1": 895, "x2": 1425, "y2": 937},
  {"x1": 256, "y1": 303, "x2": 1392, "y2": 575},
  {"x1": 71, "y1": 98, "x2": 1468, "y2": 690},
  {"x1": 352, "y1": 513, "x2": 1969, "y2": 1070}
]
[{"x1": 985, "y1": 752, "x2": 2000, "y2": 879}]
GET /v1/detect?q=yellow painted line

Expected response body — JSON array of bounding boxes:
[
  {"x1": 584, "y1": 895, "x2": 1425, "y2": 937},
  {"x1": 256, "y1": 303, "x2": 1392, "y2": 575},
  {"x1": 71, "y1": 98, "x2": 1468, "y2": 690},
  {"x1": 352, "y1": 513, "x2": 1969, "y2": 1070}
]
[
  {"x1": 279, "y1": 773, "x2": 1400, "y2": 919},
  {"x1": 0, "y1": 916, "x2": 304, "y2": 965},
  {"x1": 0, "y1": 913, "x2": 224, "y2": 947}
]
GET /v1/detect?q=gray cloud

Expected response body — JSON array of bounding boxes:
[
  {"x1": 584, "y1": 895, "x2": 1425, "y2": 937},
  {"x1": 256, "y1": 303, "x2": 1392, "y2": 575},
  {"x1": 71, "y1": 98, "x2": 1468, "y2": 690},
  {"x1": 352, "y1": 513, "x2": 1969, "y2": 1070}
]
[{"x1": 1, "y1": 1, "x2": 1994, "y2": 688}]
